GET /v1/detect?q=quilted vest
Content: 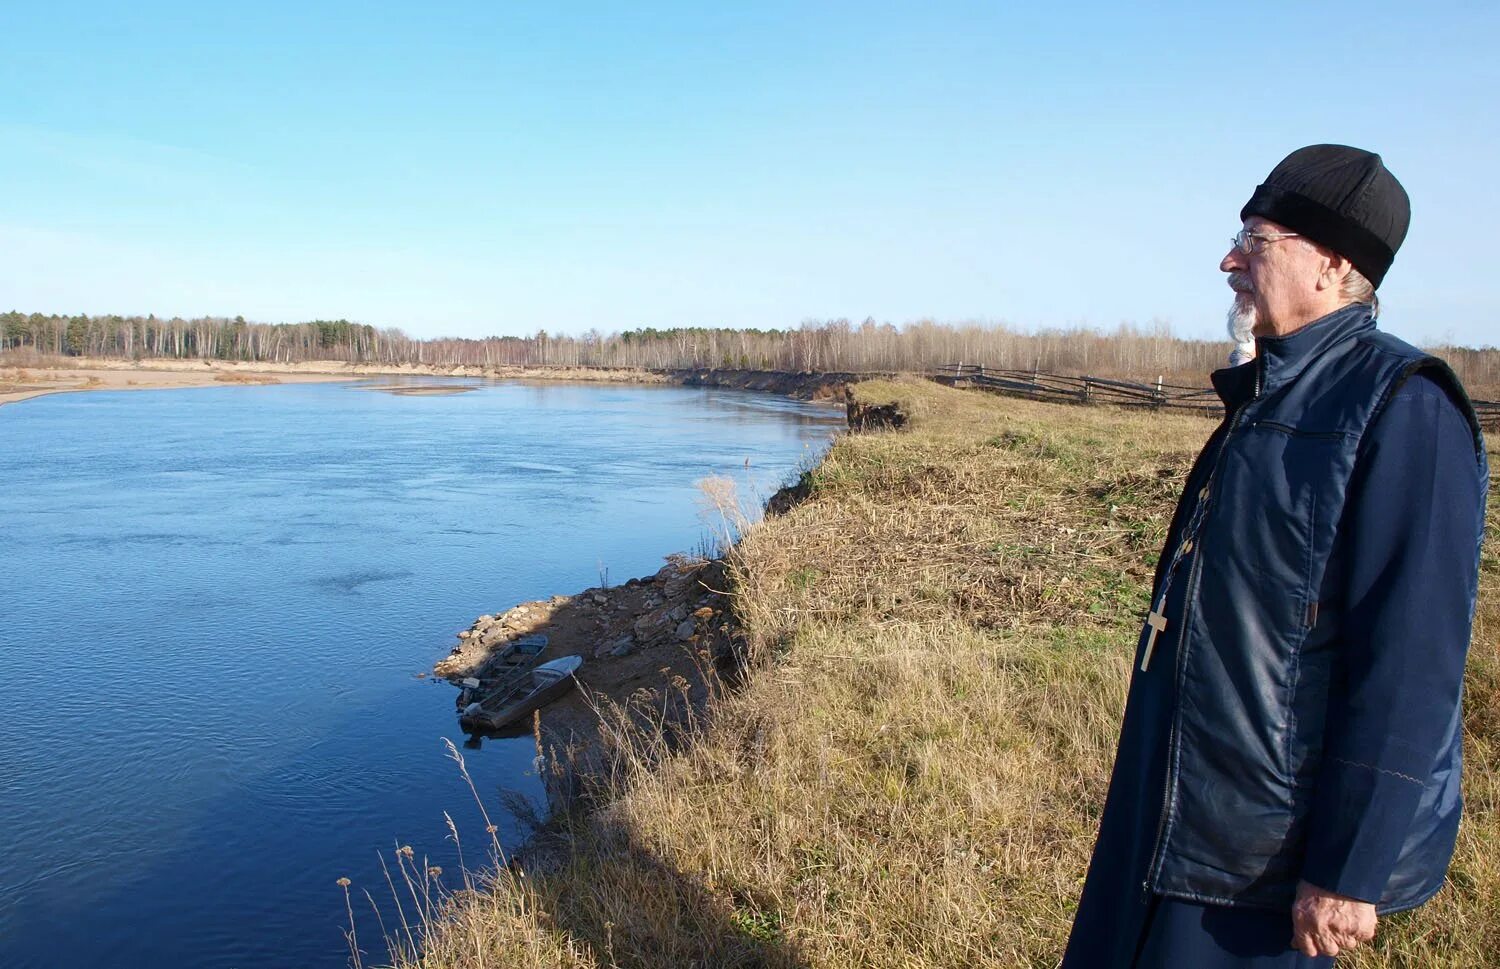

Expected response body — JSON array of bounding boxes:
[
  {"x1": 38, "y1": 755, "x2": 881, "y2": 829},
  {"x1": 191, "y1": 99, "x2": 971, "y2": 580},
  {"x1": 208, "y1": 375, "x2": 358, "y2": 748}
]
[{"x1": 1146, "y1": 305, "x2": 1487, "y2": 912}]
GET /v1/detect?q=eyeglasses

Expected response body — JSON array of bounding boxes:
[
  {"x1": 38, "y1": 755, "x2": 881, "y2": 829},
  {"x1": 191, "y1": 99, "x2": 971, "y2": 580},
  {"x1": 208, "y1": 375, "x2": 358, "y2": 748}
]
[{"x1": 1232, "y1": 228, "x2": 1301, "y2": 255}]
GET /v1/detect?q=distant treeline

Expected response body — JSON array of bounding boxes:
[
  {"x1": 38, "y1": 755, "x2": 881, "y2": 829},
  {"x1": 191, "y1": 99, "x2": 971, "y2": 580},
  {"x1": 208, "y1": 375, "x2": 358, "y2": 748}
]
[{"x1": 4, "y1": 310, "x2": 1497, "y2": 390}]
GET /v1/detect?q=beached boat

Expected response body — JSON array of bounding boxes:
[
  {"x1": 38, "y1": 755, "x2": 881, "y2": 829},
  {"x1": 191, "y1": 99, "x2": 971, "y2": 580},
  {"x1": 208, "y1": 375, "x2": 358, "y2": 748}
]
[
  {"x1": 460, "y1": 655, "x2": 582, "y2": 731},
  {"x1": 456, "y1": 634, "x2": 550, "y2": 708},
  {"x1": 497, "y1": 633, "x2": 548, "y2": 662}
]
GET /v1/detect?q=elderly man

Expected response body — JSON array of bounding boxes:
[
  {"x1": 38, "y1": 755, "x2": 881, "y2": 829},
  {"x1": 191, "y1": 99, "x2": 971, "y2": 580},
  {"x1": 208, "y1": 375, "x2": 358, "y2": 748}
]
[{"x1": 1061, "y1": 144, "x2": 1489, "y2": 968}]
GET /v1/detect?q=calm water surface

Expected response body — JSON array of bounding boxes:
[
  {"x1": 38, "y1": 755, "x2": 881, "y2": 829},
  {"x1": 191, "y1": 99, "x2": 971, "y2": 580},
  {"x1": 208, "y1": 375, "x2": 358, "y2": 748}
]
[{"x1": 0, "y1": 378, "x2": 841, "y2": 969}]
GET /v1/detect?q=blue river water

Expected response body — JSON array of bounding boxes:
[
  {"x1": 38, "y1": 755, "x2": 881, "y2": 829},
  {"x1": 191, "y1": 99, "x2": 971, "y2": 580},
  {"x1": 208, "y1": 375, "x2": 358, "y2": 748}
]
[{"x1": 0, "y1": 378, "x2": 842, "y2": 969}]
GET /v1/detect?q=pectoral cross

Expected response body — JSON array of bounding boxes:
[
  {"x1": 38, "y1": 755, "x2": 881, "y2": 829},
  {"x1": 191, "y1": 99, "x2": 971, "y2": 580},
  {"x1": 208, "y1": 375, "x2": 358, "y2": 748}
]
[{"x1": 1140, "y1": 610, "x2": 1168, "y2": 672}]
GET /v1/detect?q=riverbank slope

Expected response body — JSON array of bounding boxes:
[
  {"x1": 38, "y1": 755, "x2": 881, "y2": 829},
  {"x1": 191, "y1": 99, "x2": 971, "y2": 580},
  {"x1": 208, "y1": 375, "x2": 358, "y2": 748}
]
[{"x1": 402, "y1": 377, "x2": 1499, "y2": 969}]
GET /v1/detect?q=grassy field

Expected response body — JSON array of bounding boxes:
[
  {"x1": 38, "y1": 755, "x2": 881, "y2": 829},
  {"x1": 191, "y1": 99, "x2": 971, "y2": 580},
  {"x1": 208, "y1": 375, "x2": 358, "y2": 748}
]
[{"x1": 395, "y1": 378, "x2": 1498, "y2": 968}]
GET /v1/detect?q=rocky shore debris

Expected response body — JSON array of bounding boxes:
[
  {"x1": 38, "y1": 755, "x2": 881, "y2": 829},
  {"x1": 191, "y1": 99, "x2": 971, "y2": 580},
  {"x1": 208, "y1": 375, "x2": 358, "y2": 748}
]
[
  {"x1": 666, "y1": 367, "x2": 881, "y2": 402},
  {"x1": 434, "y1": 554, "x2": 738, "y2": 741}
]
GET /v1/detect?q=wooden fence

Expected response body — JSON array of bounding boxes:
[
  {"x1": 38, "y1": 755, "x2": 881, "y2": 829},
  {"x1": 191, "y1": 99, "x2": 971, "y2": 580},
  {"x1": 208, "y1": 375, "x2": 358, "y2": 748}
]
[{"x1": 934, "y1": 363, "x2": 1500, "y2": 429}]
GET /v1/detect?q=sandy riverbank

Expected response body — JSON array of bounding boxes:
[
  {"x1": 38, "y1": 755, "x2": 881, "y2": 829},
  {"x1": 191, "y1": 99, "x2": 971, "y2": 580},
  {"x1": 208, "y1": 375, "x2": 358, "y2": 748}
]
[{"x1": 0, "y1": 363, "x2": 364, "y2": 408}]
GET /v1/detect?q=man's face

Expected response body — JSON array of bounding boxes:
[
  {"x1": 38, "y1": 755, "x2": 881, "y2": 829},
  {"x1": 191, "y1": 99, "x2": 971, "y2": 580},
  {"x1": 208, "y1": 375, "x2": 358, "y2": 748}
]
[{"x1": 1219, "y1": 216, "x2": 1331, "y2": 338}]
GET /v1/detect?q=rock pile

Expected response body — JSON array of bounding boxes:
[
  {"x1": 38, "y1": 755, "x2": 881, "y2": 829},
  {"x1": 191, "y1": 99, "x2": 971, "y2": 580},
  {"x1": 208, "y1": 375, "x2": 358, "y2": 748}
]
[
  {"x1": 433, "y1": 556, "x2": 733, "y2": 695},
  {"x1": 435, "y1": 597, "x2": 564, "y2": 679}
]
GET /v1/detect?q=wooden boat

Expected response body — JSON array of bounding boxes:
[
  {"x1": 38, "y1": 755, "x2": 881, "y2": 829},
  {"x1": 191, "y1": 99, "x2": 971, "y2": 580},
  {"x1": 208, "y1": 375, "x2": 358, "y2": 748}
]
[{"x1": 460, "y1": 655, "x2": 582, "y2": 731}]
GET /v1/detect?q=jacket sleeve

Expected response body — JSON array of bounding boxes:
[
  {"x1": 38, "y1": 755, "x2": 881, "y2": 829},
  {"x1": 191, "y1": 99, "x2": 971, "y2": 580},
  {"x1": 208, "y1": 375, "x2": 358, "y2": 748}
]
[{"x1": 1300, "y1": 374, "x2": 1488, "y2": 902}]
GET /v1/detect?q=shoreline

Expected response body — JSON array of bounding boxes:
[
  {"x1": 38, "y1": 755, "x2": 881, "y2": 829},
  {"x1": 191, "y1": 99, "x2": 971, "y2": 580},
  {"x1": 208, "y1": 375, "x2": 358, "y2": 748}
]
[
  {"x1": 434, "y1": 554, "x2": 746, "y2": 761},
  {"x1": 435, "y1": 395, "x2": 898, "y2": 764},
  {"x1": 429, "y1": 393, "x2": 901, "y2": 855},
  {"x1": 0, "y1": 357, "x2": 869, "y2": 408}
]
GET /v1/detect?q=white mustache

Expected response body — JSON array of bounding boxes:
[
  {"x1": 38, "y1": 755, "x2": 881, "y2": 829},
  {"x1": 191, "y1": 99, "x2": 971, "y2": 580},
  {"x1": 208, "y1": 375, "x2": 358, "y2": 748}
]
[{"x1": 1227, "y1": 272, "x2": 1254, "y2": 294}]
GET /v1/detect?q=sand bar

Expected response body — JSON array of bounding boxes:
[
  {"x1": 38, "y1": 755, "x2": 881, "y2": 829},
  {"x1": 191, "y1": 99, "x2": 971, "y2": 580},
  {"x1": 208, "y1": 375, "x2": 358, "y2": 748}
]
[
  {"x1": 0, "y1": 363, "x2": 357, "y2": 408},
  {"x1": 0, "y1": 358, "x2": 673, "y2": 408}
]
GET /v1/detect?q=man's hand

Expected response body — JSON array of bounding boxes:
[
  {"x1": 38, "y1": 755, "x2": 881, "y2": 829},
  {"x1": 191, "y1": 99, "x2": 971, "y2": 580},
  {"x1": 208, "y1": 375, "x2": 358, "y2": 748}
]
[{"x1": 1291, "y1": 880, "x2": 1378, "y2": 958}]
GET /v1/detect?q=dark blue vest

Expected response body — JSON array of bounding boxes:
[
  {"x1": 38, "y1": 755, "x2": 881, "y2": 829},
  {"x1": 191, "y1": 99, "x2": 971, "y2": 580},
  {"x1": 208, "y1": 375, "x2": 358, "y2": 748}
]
[{"x1": 1146, "y1": 305, "x2": 1488, "y2": 912}]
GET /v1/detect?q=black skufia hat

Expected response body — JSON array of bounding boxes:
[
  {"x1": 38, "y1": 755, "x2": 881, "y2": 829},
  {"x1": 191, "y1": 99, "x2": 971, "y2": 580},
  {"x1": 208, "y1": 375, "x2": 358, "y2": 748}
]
[{"x1": 1240, "y1": 144, "x2": 1410, "y2": 288}]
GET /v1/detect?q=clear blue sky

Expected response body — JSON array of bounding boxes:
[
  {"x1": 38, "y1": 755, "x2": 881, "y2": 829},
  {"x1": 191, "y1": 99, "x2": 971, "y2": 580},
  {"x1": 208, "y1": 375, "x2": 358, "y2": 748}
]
[{"x1": 2, "y1": 2, "x2": 1496, "y2": 346}]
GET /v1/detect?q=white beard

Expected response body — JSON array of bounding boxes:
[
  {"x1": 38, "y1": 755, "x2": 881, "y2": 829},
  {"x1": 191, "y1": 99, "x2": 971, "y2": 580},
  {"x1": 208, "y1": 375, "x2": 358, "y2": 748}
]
[
  {"x1": 1225, "y1": 274, "x2": 1257, "y2": 365},
  {"x1": 1226, "y1": 292, "x2": 1257, "y2": 344}
]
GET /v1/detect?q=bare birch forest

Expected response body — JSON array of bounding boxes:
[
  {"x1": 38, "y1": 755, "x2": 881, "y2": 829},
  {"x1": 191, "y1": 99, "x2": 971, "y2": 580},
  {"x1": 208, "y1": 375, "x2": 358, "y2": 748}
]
[{"x1": 3, "y1": 310, "x2": 1496, "y2": 391}]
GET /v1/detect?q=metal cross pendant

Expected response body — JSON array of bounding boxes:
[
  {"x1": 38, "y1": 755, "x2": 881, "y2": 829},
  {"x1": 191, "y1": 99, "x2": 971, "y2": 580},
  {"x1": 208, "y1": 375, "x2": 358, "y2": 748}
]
[{"x1": 1139, "y1": 610, "x2": 1168, "y2": 671}]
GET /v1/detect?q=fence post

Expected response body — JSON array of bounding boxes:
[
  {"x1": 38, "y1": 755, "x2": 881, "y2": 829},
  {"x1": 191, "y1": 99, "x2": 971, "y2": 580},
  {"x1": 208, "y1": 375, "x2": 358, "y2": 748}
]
[
  {"x1": 1155, "y1": 374, "x2": 1164, "y2": 409},
  {"x1": 1081, "y1": 378, "x2": 1091, "y2": 403}
]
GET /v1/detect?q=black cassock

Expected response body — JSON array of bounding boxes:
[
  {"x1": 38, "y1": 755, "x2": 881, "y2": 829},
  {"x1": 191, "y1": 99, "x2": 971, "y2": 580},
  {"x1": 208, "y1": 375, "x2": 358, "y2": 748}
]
[{"x1": 1062, "y1": 374, "x2": 1485, "y2": 968}]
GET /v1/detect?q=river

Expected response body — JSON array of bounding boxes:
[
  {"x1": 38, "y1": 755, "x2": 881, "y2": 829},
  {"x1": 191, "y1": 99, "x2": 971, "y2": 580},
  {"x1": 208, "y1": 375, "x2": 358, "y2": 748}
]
[{"x1": 0, "y1": 377, "x2": 842, "y2": 969}]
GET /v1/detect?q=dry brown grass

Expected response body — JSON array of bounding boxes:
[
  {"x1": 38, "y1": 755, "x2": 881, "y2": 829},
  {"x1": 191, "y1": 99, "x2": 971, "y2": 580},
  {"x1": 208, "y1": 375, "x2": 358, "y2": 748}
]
[
  {"x1": 396, "y1": 377, "x2": 1499, "y2": 968},
  {"x1": 212, "y1": 371, "x2": 280, "y2": 384},
  {"x1": 0, "y1": 349, "x2": 74, "y2": 369},
  {"x1": 0, "y1": 366, "x2": 50, "y2": 388}
]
